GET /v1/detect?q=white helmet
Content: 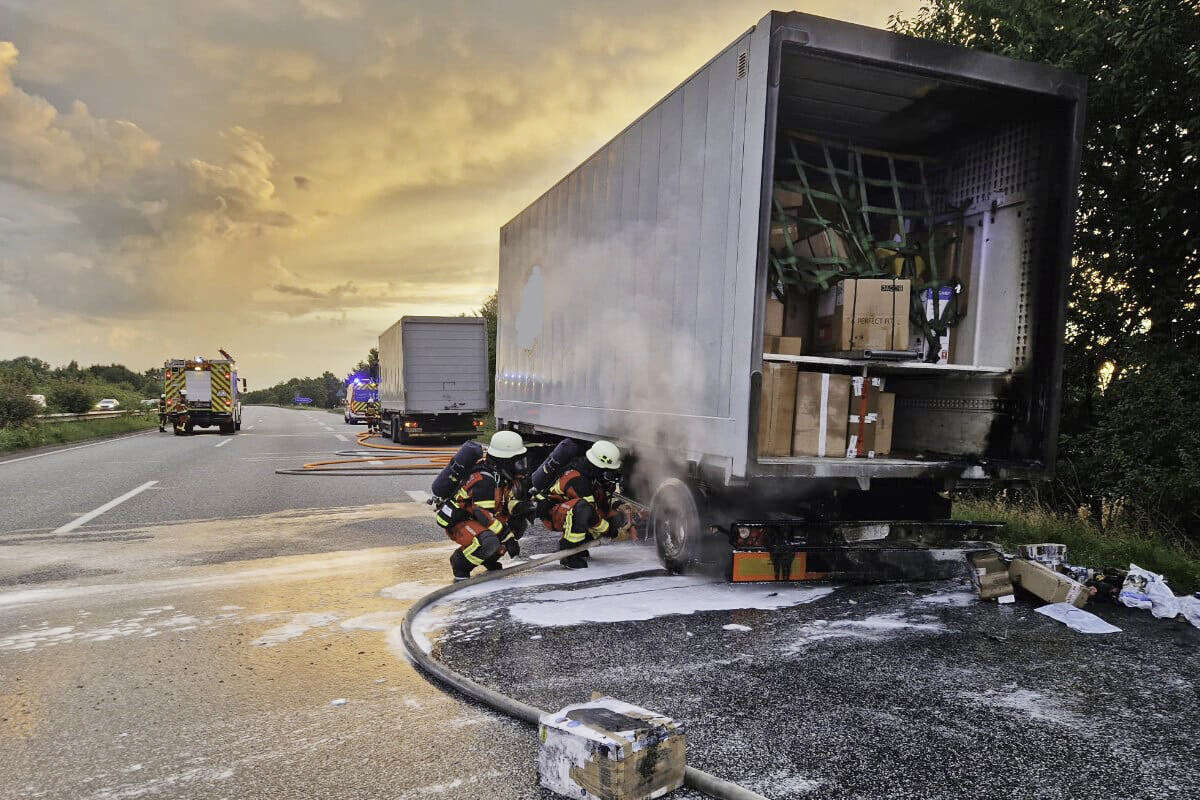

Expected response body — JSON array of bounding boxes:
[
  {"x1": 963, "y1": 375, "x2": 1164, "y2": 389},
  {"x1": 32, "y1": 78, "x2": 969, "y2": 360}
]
[
  {"x1": 586, "y1": 440, "x2": 622, "y2": 470},
  {"x1": 487, "y1": 430, "x2": 527, "y2": 459}
]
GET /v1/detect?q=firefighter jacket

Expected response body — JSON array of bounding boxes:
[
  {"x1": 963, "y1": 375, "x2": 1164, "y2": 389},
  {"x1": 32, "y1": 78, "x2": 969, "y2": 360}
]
[
  {"x1": 436, "y1": 466, "x2": 522, "y2": 546},
  {"x1": 538, "y1": 459, "x2": 627, "y2": 539}
]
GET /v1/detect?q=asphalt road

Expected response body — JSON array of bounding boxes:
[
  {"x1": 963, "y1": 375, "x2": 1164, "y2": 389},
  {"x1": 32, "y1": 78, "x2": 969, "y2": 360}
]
[{"x1": 3, "y1": 407, "x2": 1196, "y2": 800}]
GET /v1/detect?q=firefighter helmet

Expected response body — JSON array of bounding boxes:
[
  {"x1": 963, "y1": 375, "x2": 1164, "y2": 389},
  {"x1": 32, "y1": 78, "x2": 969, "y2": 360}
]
[
  {"x1": 487, "y1": 430, "x2": 527, "y2": 459},
  {"x1": 586, "y1": 440, "x2": 622, "y2": 470}
]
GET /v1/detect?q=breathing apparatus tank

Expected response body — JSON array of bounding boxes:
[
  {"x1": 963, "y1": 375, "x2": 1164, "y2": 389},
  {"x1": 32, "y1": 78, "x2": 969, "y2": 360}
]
[
  {"x1": 530, "y1": 438, "x2": 578, "y2": 495},
  {"x1": 431, "y1": 440, "x2": 484, "y2": 501}
]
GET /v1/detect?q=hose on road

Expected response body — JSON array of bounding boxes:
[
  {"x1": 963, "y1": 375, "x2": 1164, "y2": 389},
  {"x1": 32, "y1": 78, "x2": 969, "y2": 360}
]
[
  {"x1": 274, "y1": 432, "x2": 457, "y2": 476},
  {"x1": 400, "y1": 545, "x2": 773, "y2": 800}
]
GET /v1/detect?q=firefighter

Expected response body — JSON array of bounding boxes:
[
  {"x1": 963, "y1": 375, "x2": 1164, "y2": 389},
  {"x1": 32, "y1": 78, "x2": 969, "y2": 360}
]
[
  {"x1": 537, "y1": 440, "x2": 635, "y2": 569},
  {"x1": 437, "y1": 430, "x2": 530, "y2": 581},
  {"x1": 157, "y1": 393, "x2": 167, "y2": 432}
]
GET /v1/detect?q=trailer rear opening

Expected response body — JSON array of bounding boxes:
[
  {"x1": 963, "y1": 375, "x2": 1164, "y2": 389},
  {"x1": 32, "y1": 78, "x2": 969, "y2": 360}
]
[{"x1": 496, "y1": 12, "x2": 1085, "y2": 578}]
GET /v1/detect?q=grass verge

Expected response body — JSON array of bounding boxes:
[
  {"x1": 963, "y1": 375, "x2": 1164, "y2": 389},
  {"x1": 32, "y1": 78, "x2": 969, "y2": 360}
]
[
  {"x1": 0, "y1": 414, "x2": 159, "y2": 454},
  {"x1": 956, "y1": 499, "x2": 1200, "y2": 595}
]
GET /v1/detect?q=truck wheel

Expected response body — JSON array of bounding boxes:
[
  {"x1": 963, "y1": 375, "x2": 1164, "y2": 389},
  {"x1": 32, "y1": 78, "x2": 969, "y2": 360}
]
[
  {"x1": 235, "y1": 420, "x2": 241, "y2": 431},
  {"x1": 651, "y1": 479, "x2": 703, "y2": 574},
  {"x1": 390, "y1": 420, "x2": 401, "y2": 444},
  {"x1": 173, "y1": 425, "x2": 185, "y2": 436}
]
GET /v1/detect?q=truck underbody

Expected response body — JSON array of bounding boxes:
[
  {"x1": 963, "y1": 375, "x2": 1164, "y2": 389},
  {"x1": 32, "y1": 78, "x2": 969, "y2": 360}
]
[{"x1": 380, "y1": 411, "x2": 485, "y2": 444}]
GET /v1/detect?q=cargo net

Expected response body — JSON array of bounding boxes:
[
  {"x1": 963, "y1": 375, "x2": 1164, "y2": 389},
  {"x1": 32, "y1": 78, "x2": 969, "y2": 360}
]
[{"x1": 770, "y1": 131, "x2": 969, "y2": 348}]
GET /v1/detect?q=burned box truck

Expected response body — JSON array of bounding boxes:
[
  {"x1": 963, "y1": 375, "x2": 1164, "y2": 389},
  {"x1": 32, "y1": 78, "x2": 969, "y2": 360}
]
[{"x1": 496, "y1": 12, "x2": 1085, "y2": 580}]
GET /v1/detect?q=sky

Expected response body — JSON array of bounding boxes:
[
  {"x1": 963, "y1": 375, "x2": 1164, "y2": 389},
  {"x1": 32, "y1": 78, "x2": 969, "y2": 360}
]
[{"x1": 0, "y1": 0, "x2": 918, "y2": 385}]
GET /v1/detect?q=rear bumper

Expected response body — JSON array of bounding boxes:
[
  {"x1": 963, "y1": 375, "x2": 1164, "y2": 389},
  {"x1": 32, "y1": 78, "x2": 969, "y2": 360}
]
[{"x1": 723, "y1": 519, "x2": 1002, "y2": 583}]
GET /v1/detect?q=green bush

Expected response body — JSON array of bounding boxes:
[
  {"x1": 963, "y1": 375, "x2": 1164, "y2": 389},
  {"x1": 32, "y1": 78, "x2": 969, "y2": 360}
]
[
  {"x1": 49, "y1": 383, "x2": 96, "y2": 414},
  {"x1": 0, "y1": 383, "x2": 40, "y2": 427}
]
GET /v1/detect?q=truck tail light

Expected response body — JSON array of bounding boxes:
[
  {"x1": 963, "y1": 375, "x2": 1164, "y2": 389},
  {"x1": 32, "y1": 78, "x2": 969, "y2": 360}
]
[
  {"x1": 404, "y1": 421, "x2": 419, "y2": 428},
  {"x1": 734, "y1": 525, "x2": 766, "y2": 548},
  {"x1": 472, "y1": 418, "x2": 486, "y2": 428}
]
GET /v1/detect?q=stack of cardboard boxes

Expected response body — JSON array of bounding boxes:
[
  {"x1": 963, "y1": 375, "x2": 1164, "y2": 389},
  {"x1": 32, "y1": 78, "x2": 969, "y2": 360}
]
[{"x1": 758, "y1": 361, "x2": 897, "y2": 459}]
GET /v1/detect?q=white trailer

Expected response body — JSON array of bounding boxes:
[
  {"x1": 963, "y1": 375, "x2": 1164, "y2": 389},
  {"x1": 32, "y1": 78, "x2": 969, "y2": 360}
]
[
  {"x1": 378, "y1": 316, "x2": 489, "y2": 443},
  {"x1": 496, "y1": 12, "x2": 1085, "y2": 578}
]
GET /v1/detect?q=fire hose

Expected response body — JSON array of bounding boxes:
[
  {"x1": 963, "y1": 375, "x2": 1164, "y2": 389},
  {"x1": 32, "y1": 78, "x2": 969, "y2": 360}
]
[
  {"x1": 275, "y1": 432, "x2": 456, "y2": 476},
  {"x1": 400, "y1": 544, "x2": 773, "y2": 800}
]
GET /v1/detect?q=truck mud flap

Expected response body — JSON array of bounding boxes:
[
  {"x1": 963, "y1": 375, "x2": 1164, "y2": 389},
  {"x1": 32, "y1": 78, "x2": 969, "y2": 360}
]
[{"x1": 729, "y1": 545, "x2": 969, "y2": 583}]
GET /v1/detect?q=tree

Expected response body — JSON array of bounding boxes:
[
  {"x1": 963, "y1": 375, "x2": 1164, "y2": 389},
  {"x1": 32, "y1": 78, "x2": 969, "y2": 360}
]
[
  {"x1": 891, "y1": 0, "x2": 1200, "y2": 536},
  {"x1": 352, "y1": 347, "x2": 379, "y2": 381},
  {"x1": 49, "y1": 383, "x2": 95, "y2": 414},
  {"x1": 479, "y1": 290, "x2": 498, "y2": 406},
  {"x1": 0, "y1": 382, "x2": 40, "y2": 427}
]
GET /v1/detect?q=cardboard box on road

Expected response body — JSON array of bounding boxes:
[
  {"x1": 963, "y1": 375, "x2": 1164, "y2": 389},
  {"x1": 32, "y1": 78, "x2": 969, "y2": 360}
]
[
  {"x1": 815, "y1": 278, "x2": 911, "y2": 353},
  {"x1": 1010, "y1": 558, "x2": 1090, "y2": 608},
  {"x1": 539, "y1": 697, "x2": 685, "y2": 800},
  {"x1": 758, "y1": 362, "x2": 798, "y2": 457},
  {"x1": 967, "y1": 550, "x2": 1016, "y2": 602}
]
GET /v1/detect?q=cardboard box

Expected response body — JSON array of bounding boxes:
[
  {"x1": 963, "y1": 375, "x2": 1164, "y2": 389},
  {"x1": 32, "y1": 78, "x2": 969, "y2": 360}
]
[
  {"x1": 792, "y1": 372, "x2": 850, "y2": 457},
  {"x1": 815, "y1": 278, "x2": 911, "y2": 353},
  {"x1": 909, "y1": 286, "x2": 955, "y2": 364},
  {"x1": 795, "y1": 228, "x2": 850, "y2": 261},
  {"x1": 764, "y1": 296, "x2": 784, "y2": 337},
  {"x1": 773, "y1": 186, "x2": 808, "y2": 210},
  {"x1": 846, "y1": 376, "x2": 884, "y2": 458},
  {"x1": 783, "y1": 287, "x2": 815, "y2": 340},
  {"x1": 538, "y1": 697, "x2": 686, "y2": 800},
  {"x1": 967, "y1": 550, "x2": 1016, "y2": 602},
  {"x1": 764, "y1": 335, "x2": 804, "y2": 356},
  {"x1": 1009, "y1": 558, "x2": 1089, "y2": 608},
  {"x1": 1017, "y1": 543, "x2": 1067, "y2": 569},
  {"x1": 876, "y1": 392, "x2": 896, "y2": 456},
  {"x1": 758, "y1": 362, "x2": 797, "y2": 457},
  {"x1": 769, "y1": 221, "x2": 800, "y2": 251}
]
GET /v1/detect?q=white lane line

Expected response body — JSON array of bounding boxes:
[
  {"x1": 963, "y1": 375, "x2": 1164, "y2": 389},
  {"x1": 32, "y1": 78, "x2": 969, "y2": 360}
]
[
  {"x1": 54, "y1": 480, "x2": 158, "y2": 534},
  {"x1": 369, "y1": 459, "x2": 385, "y2": 466},
  {"x1": 335, "y1": 434, "x2": 348, "y2": 442},
  {"x1": 215, "y1": 439, "x2": 232, "y2": 448},
  {"x1": 244, "y1": 425, "x2": 255, "y2": 431},
  {"x1": 0, "y1": 431, "x2": 155, "y2": 467},
  {"x1": 407, "y1": 490, "x2": 433, "y2": 504}
]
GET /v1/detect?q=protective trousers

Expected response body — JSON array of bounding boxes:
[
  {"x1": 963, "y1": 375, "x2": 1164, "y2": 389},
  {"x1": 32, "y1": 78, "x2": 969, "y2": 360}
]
[
  {"x1": 547, "y1": 497, "x2": 600, "y2": 568},
  {"x1": 447, "y1": 519, "x2": 504, "y2": 579}
]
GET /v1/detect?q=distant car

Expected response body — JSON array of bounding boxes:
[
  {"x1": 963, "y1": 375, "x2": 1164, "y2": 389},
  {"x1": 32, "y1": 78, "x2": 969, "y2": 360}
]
[
  {"x1": 95, "y1": 398, "x2": 120, "y2": 410},
  {"x1": 141, "y1": 398, "x2": 159, "y2": 408},
  {"x1": 27, "y1": 394, "x2": 46, "y2": 408}
]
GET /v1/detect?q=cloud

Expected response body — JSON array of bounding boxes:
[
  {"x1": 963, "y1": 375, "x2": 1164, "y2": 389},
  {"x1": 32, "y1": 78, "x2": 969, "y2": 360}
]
[{"x1": 0, "y1": 1, "x2": 914, "y2": 382}]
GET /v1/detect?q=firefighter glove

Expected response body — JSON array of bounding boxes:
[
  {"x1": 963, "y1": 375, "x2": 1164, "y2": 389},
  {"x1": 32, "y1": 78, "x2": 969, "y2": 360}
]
[{"x1": 504, "y1": 536, "x2": 521, "y2": 559}]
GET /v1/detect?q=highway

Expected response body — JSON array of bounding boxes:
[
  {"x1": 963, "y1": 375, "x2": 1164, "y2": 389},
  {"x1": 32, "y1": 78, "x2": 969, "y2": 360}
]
[
  {"x1": 0, "y1": 406, "x2": 589, "y2": 800},
  {"x1": 3, "y1": 406, "x2": 1196, "y2": 800}
]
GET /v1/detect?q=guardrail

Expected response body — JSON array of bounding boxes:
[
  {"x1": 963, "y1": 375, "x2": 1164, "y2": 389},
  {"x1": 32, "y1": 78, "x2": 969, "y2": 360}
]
[{"x1": 37, "y1": 410, "x2": 138, "y2": 423}]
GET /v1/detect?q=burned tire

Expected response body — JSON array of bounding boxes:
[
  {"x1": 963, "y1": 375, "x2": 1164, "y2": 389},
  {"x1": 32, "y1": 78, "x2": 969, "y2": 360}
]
[{"x1": 651, "y1": 478, "x2": 703, "y2": 574}]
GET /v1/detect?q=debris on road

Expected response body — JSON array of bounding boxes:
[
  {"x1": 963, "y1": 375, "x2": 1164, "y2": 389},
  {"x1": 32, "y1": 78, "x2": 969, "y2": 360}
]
[
  {"x1": 1034, "y1": 603, "x2": 1121, "y2": 634},
  {"x1": 1009, "y1": 558, "x2": 1090, "y2": 608},
  {"x1": 1119, "y1": 564, "x2": 1180, "y2": 619},
  {"x1": 967, "y1": 550, "x2": 1015, "y2": 603},
  {"x1": 1017, "y1": 543, "x2": 1067, "y2": 569},
  {"x1": 330, "y1": 698, "x2": 348, "y2": 707},
  {"x1": 538, "y1": 697, "x2": 685, "y2": 800},
  {"x1": 723, "y1": 623, "x2": 753, "y2": 631}
]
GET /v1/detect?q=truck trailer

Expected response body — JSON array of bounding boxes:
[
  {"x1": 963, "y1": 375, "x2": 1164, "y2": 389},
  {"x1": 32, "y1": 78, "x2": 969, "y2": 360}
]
[
  {"x1": 496, "y1": 12, "x2": 1085, "y2": 579},
  {"x1": 378, "y1": 316, "x2": 489, "y2": 443},
  {"x1": 163, "y1": 356, "x2": 245, "y2": 435}
]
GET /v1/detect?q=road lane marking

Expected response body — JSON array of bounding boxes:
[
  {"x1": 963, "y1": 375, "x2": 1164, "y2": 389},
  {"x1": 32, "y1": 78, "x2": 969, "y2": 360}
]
[
  {"x1": 369, "y1": 460, "x2": 385, "y2": 466},
  {"x1": 215, "y1": 439, "x2": 232, "y2": 448},
  {"x1": 54, "y1": 481, "x2": 158, "y2": 534},
  {"x1": 335, "y1": 434, "x2": 348, "y2": 442},
  {"x1": 0, "y1": 431, "x2": 155, "y2": 467},
  {"x1": 407, "y1": 490, "x2": 433, "y2": 504}
]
